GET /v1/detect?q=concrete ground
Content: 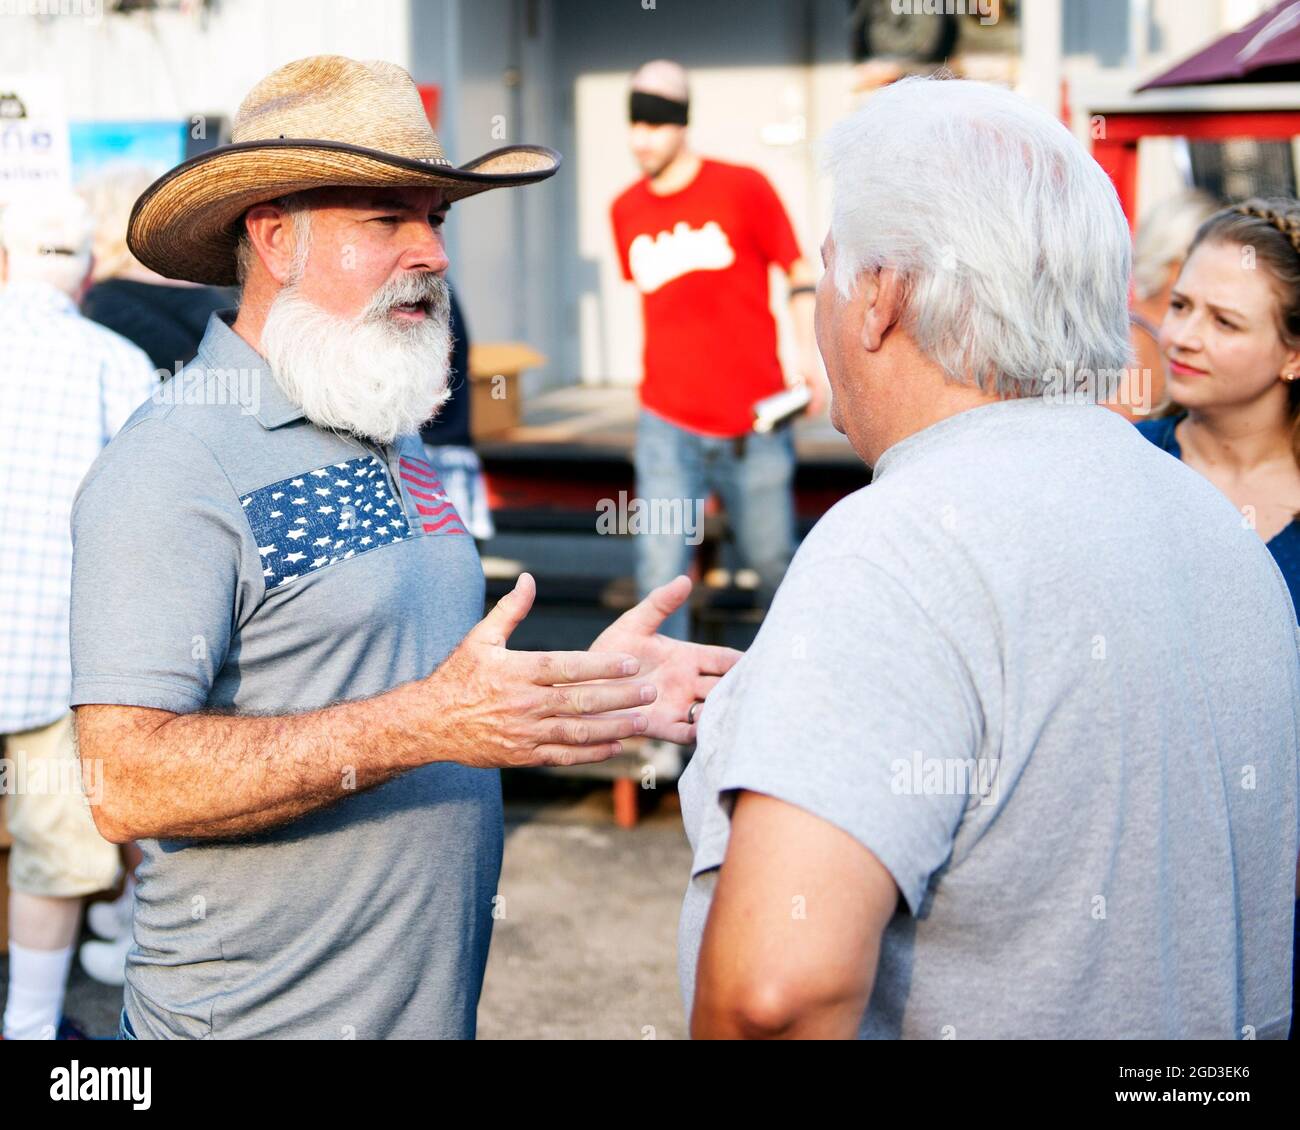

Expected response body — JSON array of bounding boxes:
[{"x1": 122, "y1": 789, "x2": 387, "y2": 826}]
[
  {"x1": 0, "y1": 776, "x2": 694, "y2": 1040},
  {"x1": 480, "y1": 781, "x2": 690, "y2": 1040}
]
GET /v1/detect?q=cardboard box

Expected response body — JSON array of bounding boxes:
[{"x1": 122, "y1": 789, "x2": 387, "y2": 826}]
[{"x1": 468, "y1": 342, "x2": 546, "y2": 439}]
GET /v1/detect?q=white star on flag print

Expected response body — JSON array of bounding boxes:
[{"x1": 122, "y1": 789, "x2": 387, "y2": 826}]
[{"x1": 240, "y1": 454, "x2": 444, "y2": 589}]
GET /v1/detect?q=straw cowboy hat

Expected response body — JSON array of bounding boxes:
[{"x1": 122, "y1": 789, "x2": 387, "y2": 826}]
[{"x1": 127, "y1": 54, "x2": 561, "y2": 286}]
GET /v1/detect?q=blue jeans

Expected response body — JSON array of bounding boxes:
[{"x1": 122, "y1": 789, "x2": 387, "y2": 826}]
[
  {"x1": 117, "y1": 1008, "x2": 136, "y2": 1040},
  {"x1": 634, "y1": 410, "x2": 795, "y2": 640}
]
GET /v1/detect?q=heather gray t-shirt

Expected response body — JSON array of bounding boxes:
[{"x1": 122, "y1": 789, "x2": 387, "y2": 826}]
[
  {"x1": 70, "y1": 312, "x2": 497, "y2": 1039},
  {"x1": 678, "y1": 398, "x2": 1299, "y2": 1039}
]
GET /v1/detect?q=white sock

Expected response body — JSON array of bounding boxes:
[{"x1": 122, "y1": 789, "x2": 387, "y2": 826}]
[{"x1": 3, "y1": 940, "x2": 74, "y2": 1040}]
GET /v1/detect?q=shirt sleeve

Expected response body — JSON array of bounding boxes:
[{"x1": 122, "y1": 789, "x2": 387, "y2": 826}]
[
  {"x1": 747, "y1": 169, "x2": 802, "y2": 272},
  {"x1": 610, "y1": 202, "x2": 634, "y2": 282},
  {"x1": 70, "y1": 417, "x2": 257, "y2": 713},
  {"x1": 714, "y1": 553, "x2": 984, "y2": 915}
]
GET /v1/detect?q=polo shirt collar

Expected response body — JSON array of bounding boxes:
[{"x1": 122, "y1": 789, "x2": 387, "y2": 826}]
[{"x1": 195, "y1": 309, "x2": 306, "y2": 430}]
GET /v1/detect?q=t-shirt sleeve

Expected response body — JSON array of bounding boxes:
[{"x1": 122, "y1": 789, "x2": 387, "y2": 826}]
[
  {"x1": 747, "y1": 170, "x2": 802, "y2": 272},
  {"x1": 70, "y1": 417, "x2": 257, "y2": 713},
  {"x1": 610, "y1": 201, "x2": 634, "y2": 282},
  {"x1": 715, "y1": 553, "x2": 983, "y2": 915}
]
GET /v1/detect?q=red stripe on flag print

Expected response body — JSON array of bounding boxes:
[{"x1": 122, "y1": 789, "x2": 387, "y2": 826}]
[
  {"x1": 399, "y1": 454, "x2": 440, "y2": 475},
  {"x1": 415, "y1": 502, "x2": 466, "y2": 533},
  {"x1": 423, "y1": 513, "x2": 466, "y2": 534},
  {"x1": 401, "y1": 474, "x2": 442, "y2": 495},
  {"x1": 399, "y1": 459, "x2": 438, "y2": 477},
  {"x1": 405, "y1": 485, "x2": 446, "y2": 504},
  {"x1": 401, "y1": 455, "x2": 466, "y2": 534}
]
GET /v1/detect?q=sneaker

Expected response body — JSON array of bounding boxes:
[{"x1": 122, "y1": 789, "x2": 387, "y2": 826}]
[{"x1": 78, "y1": 935, "x2": 130, "y2": 987}]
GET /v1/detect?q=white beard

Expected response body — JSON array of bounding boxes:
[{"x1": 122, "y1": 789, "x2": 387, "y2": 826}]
[{"x1": 260, "y1": 274, "x2": 453, "y2": 446}]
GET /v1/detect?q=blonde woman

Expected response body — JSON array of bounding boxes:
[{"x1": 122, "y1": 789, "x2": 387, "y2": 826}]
[
  {"x1": 1137, "y1": 198, "x2": 1300, "y2": 615},
  {"x1": 1114, "y1": 189, "x2": 1219, "y2": 419}
]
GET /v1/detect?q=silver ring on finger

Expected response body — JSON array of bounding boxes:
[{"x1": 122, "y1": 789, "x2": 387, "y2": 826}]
[{"x1": 686, "y1": 701, "x2": 700, "y2": 725}]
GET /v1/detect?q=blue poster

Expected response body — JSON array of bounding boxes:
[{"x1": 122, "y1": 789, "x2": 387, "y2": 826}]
[{"x1": 69, "y1": 120, "x2": 188, "y2": 183}]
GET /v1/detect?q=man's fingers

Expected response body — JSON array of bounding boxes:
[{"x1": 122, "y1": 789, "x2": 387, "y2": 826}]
[
  {"x1": 649, "y1": 721, "x2": 696, "y2": 747},
  {"x1": 543, "y1": 713, "x2": 647, "y2": 746},
  {"x1": 531, "y1": 742, "x2": 626, "y2": 767},
  {"x1": 528, "y1": 650, "x2": 641, "y2": 685},
  {"x1": 465, "y1": 572, "x2": 537, "y2": 647},
  {"x1": 693, "y1": 674, "x2": 721, "y2": 702},
  {"x1": 615, "y1": 574, "x2": 693, "y2": 635},
  {"x1": 692, "y1": 642, "x2": 743, "y2": 677},
  {"x1": 547, "y1": 682, "x2": 656, "y2": 716}
]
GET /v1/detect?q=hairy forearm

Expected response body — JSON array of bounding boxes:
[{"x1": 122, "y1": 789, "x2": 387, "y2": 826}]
[{"x1": 83, "y1": 679, "x2": 433, "y2": 843}]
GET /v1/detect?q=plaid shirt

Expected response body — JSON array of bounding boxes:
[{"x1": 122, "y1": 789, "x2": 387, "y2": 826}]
[{"x1": 0, "y1": 282, "x2": 157, "y2": 732}]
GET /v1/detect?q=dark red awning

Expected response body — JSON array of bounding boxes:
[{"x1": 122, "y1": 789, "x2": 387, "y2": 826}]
[{"x1": 1138, "y1": 0, "x2": 1300, "y2": 89}]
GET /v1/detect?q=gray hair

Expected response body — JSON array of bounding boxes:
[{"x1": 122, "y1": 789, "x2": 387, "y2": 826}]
[
  {"x1": 820, "y1": 76, "x2": 1133, "y2": 398},
  {"x1": 1, "y1": 189, "x2": 95, "y2": 296},
  {"x1": 1132, "y1": 189, "x2": 1220, "y2": 300},
  {"x1": 234, "y1": 192, "x2": 313, "y2": 292}
]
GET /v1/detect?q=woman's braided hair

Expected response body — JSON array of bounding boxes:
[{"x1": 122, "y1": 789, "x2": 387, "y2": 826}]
[
  {"x1": 1186, "y1": 196, "x2": 1300, "y2": 470},
  {"x1": 1229, "y1": 198, "x2": 1300, "y2": 259}
]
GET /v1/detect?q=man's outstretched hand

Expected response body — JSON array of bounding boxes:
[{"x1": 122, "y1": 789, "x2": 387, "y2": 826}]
[
  {"x1": 591, "y1": 575, "x2": 743, "y2": 745},
  {"x1": 426, "y1": 572, "x2": 656, "y2": 769}
]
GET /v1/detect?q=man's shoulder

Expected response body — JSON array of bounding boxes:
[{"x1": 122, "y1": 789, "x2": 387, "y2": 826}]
[
  {"x1": 85, "y1": 410, "x2": 207, "y2": 480},
  {"x1": 80, "y1": 383, "x2": 244, "y2": 501},
  {"x1": 128, "y1": 347, "x2": 265, "y2": 429},
  {"x1": 611, "y1": 178, "x2": 649, "y2": 218},
  {"x1": 701, "y1": 157, "x2": 772, "y2": 191},
  {"x1": 786, "y1": 484, "x2": 921, "y2": 583}
]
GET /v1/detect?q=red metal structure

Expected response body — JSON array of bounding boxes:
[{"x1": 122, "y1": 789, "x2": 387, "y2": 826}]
[
  {"x1": 1092, "y1": 104, "x2": 1300, "y2": 228},
  {"x1": 1088, "y1": 2, "x2": 1300, "y2": 225}
]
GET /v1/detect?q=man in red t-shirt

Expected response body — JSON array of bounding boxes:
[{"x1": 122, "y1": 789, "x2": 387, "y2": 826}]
[{"x1": 611, "y1": 59, "x2": 825, "y2": 641}]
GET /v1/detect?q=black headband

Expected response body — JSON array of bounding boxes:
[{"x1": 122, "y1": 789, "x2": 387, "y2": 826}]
[{"x1": 630, "y1": 90, "x2": 689, "y2": 126}]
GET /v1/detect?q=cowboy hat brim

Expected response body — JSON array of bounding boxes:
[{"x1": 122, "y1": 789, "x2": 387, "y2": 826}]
[{"x1": 127, "y1": 139, "x2": 561, "y2": 286}]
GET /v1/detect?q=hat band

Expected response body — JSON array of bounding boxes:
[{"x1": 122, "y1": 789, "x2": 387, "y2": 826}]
[{"x1": 630, "y1": 91, "x2": 688, "y2": 126}]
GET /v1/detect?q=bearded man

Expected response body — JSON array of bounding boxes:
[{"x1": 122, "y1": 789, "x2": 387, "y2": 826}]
[{"x1": 70, "y1": 55, "x2": 736, "y2": 1040}]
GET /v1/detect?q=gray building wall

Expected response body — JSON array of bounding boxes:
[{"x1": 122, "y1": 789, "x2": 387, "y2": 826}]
[{"x1": 410, "y1": 0, "x2": 850, "y2": 393}]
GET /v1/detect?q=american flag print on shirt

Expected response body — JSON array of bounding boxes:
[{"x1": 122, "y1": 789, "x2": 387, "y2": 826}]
[
  {"x1": 398, "y1": 453, "x2": 469, "y2": 537},
  {"x1": 241, "y1": 454, "x2": 414, "y2": 589}
]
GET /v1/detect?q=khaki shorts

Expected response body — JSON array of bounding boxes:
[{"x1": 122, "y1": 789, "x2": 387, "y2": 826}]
[{"x1": 3, "y1": 714, "x2": 122, "y2": 898}]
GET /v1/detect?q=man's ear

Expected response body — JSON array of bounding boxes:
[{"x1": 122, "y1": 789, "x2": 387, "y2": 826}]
[
  {"x1": 860, "y1": 267, "x2": 903, "y2": 353},
  {"x1": 242, "y1": 204, "x2": 299, "y2": 286}
]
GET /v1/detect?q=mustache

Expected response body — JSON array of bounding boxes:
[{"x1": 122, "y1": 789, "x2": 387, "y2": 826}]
[{"x1": 361, "y1": 273, "x2": 450, "y2": 322}]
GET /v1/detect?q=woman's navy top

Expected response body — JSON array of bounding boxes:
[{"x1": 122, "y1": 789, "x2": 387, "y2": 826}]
[{"x1": 1137, "y1": 414, "x2": 1300, "y2": 622}]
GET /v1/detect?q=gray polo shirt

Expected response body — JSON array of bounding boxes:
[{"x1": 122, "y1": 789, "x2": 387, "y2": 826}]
[{"x1": 70, "y1": 311, "x2": 498, "y2": 1039}]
